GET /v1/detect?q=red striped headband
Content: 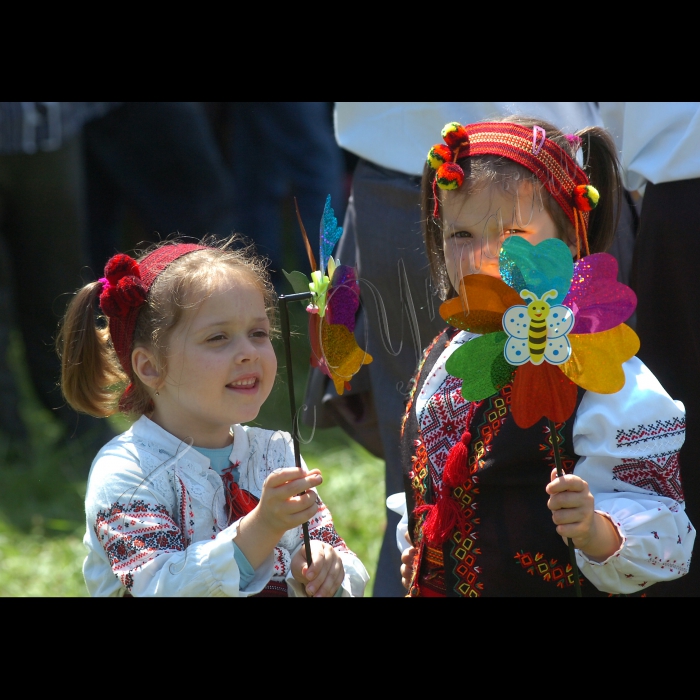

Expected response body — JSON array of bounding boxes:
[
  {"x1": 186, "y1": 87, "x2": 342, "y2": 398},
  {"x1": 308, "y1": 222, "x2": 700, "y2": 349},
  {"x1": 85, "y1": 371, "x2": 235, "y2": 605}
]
[{"x1": 427, "y1": 122, "x2": 600, "y2": 254}]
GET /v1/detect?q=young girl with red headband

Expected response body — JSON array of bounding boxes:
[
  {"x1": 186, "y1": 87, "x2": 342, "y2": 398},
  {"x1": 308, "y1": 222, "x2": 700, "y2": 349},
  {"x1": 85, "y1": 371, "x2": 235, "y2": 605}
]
[
  {"x1": 396, "y1": 116, "x2": 694, "y2": 596},
  {"x1": 58, "y1": 236, "x2": 369, "y2": 597}
]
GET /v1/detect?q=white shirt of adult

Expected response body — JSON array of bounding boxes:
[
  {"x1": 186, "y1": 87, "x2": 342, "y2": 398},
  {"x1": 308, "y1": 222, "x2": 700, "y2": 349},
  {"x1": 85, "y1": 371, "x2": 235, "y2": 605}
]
[
  {"x1": 335, "y1": 102, "x2": 602, "y2": 177},
  {"x1": 599, "y1": 102, "x2": 700, "y2": 191}
]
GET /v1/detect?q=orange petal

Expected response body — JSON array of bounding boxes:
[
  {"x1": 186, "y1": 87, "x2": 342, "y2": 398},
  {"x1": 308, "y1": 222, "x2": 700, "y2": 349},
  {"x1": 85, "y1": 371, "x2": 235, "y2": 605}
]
[
  {"x1": 559, "y1": 324, "x2": 640, "y2": 393},
  {"x1": 320, "y1": 322, "x2": 373, "y2": 395},
  {"x1": 440, "y1": 275, "x2": 522, "y2": 333},
  {"x1": 511, "y1": 361, "x2": 578, "y2": 429}
]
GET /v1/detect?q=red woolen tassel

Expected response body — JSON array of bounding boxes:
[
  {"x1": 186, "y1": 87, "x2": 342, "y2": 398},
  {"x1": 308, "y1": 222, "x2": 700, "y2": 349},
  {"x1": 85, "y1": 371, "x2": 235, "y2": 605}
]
[
  {"x1": 415, "y1": 500, "x2": 466, "y2": 546},
  {"x1": 412, "y1": 402, "x2": 479, "y2": 546},
  {"x1": 442, "y1": 433, "x2": 470, "y2": 489}
]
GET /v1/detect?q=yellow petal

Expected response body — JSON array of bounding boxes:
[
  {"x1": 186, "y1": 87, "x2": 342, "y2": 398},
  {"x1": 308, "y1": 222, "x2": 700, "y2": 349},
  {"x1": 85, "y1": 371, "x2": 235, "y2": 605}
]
[
  {"x1": 320, "y1": 322, "x2": 373, "y2": 395},
  {"x1": 559, "y1": 324, "x2": 640, "y2": 393}
]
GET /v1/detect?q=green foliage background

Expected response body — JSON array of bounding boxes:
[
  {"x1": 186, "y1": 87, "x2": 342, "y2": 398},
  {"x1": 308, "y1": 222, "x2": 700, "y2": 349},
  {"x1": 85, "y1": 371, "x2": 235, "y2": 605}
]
[{"x1": 0, "y1": 302, "x2": 386, "y2": 596}]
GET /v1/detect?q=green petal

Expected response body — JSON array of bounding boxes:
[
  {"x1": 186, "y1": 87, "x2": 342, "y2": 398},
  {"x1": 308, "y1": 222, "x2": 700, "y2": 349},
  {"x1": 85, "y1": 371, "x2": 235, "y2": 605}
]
[{"x1": 446, "y1": 332, "x2": 511, "y2": 401}]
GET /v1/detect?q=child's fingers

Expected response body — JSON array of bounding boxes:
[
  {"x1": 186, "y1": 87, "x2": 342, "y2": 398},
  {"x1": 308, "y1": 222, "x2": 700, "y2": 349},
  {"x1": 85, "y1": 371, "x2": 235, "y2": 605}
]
[
  {"x1": 268, "y1": 473, "x2": 323, "y2": 502},
  {"x1": 546, "y1": 471, "x2": 587, "y2": 495},
  {"x1": 548, "y1": 490, "x2": 591, "y2": 512},
  {"x1": 306, "y1": 546, "x2": 344, "y2": 597},
  {"x1": 266, "y1": 467, "x2": 307, "y2": 487}
]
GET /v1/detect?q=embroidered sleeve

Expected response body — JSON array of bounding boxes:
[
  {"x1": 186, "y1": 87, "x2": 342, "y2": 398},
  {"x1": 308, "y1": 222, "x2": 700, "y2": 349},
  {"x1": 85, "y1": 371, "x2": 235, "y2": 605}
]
[
  {"x1": 84, "y1": 448, "x2": 274, "y2": 597},
  {"x1": 572, "y1": 357, "x2": 694, "y2": 594}
]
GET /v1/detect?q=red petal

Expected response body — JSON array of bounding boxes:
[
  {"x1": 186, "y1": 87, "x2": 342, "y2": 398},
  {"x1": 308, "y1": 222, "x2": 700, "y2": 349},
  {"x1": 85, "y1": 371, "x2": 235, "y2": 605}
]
[{"x1": 511, "y1": 362, "x2": 577, "y2": 429}]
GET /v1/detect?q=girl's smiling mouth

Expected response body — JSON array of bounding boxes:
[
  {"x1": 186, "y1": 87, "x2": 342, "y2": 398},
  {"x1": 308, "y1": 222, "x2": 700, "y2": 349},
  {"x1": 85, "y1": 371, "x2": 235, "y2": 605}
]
[{"x1": 227, "y1": 376, "x2": 260, "y2": 391}]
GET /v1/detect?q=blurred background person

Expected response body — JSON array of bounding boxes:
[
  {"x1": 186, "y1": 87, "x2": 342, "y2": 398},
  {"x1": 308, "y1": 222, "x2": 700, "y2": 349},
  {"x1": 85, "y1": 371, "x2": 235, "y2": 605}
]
[
  {"x1": 221, "y1": 102, "x2": 346, "y2": 289},
  {"x1": 0, "y1": 102, "x2": 115, "y2": 456},
  {"x1": 82, "y1": 102, "x2": 236, "y2": 273},
  {"x1": 601, "y1": 101, "x2": 700, "y2": 597}
]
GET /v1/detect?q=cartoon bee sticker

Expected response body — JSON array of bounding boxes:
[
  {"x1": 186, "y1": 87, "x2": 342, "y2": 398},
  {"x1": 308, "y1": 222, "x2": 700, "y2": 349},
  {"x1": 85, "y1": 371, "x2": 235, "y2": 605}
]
[{"x1": 503, "y1": 289, "x2": 574, "y2": 366}]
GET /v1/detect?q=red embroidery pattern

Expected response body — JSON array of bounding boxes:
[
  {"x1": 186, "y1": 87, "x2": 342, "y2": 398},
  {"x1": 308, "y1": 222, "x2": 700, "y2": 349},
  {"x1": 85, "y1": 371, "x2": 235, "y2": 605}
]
[
  {"x1": 448, "y1": 479, "x2": 482, "y2": 597},
  {"x1": 469, "y1": 386, "x2": 512, "y2": 472},
  {"x1": 514, "y1": 550, "x2": 582, "y2": 589},
  {"x1": 616, "y1": 418, "x2": 685, "y2": 447},
  {"x1": 401, "y1": 333, "x2": 446, "y2": 438},
  {"x1": 308, "y1": 501, "x2": 351, "y2": 553},
  {"x1": 539, "y1": 422, "x2": 576, "y2": 474},
  {"x1": 420, "y1": 373, "x2": 471, "y2": 484},
  {"x1": 647, "y1": 553, "x2": 690, "y2": 576},
  {"x1": 273, "y1": 547, "x2": 288, "y2": 577},
  {"x1": 95, "y1": 500, "x2": 184, "y2": 590},
  {"x1": 613, "y1": 452, "x2": 684, "y2": 501}
]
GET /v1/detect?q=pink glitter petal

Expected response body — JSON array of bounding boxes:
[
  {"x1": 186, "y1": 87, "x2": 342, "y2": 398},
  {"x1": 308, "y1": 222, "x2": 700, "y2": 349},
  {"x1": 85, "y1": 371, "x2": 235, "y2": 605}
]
[{"x1": 564, "y1": 253, "x2": 637, "y2": 334}]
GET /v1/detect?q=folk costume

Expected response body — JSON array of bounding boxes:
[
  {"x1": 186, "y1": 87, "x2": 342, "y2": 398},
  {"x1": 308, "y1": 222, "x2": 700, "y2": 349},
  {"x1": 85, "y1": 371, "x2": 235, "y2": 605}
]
[
  {"x1": 401, "y1": 328, "x2": 692, "y2": 597},
  {"x1": 399, "y1": 120, "x2": 694, "y2": 596},
  {"x1": 83, "y1": 415, "x2": 369, "y2": 597},
  {"x1": 82, "y1": 243, "x2": 368, "y2": 597}
]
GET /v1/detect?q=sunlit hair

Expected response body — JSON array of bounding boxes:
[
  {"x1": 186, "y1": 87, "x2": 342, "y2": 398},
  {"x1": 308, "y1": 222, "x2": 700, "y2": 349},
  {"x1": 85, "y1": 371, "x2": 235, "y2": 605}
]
[
  {"x1": 421, "y1": 115, "x2": 622, "y2": 300},
  {"x1": 57, "y1": 234, "x2": 278, "y2": 418}
]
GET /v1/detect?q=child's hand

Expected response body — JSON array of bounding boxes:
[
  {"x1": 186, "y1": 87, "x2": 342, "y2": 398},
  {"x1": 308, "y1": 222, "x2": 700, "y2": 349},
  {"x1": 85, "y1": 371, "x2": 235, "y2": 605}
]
[
  {"x1": 400, "y1": 532, "x2": 416, "y2": 590},
  {"x1": 292, "y1": 539, "x2": 345, "y2": 597},
  {"x1": 546, "y1": 469, "x2": 622, "y2": 561},
  {"x1": 258, "y1": 467, "x2": 322, "y2": 535},
  {"x1": 235, "y1": 467, "x2": 322, "y2": 570}
]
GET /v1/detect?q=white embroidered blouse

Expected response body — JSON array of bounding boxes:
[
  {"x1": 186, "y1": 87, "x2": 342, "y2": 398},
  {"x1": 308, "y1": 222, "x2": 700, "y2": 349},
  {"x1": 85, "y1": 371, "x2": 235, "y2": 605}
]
[
  {"x1": 83, "y1": 415, "x2": 369, "y2": 597},
  {"x1": 395, "y1": 330, "x2": 694, "y2": 595}
]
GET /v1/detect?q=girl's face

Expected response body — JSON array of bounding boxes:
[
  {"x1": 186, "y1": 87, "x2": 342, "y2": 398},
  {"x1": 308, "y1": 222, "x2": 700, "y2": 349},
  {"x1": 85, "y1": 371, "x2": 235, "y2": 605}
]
[
  {"x1": 442, "y1": 182, "x2": 574, "y2": 293},
  {"x1": 147, "y1": 275, "x2": 277, "y2": 448}
]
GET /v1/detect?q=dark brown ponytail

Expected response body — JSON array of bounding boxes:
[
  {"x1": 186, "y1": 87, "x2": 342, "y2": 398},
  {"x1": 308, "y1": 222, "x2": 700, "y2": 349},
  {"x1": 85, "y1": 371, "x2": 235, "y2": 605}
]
[{"x1": 577, "y1": 126, "x2": 623, "y2": 254}]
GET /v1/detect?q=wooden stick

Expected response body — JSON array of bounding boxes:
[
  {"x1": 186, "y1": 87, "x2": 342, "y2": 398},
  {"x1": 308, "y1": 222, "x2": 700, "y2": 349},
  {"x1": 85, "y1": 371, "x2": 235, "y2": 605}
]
[
  {"x1": 279, "y1": 292, "x2": 314, "y2": 567},
  {"x1": 548, "y1": 418, "x2": 583, "y2": 598}
]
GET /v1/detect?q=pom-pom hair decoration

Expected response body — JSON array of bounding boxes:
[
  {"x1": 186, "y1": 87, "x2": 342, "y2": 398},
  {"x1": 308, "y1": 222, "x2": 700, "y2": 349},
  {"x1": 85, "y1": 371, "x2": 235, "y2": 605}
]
[
  {"x1": 427, "y1": 144, "x2": 453, "y2": 170},
  {"x1": 99, "y1": 253, "x2": 147, "y2": 319},
  {"x1": 436, "y1": 162, "x2": 465, "y2": 190},
  {"x1": 573, "y1": 184, "x2": 600, "y2": 212},
  {"x1": 441, "y1": 122, "x2": 469, "y2": 148}
]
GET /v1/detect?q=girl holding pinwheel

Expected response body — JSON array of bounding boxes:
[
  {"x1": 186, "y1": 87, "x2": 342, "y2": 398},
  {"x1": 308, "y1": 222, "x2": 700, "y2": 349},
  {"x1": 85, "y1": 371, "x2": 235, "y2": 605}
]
[
  {"x1": 58, "y1": 236, "x2": 368, "y2": 597},
  {"x1": 396, "y1": 117, "x2": 694, "y2": 596}
]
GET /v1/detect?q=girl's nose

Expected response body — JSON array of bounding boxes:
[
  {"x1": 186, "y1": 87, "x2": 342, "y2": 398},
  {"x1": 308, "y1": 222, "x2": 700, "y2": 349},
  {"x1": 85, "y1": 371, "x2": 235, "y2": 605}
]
[{"x1": 235, "y1": 338, "x2": 259, "y2": 363}]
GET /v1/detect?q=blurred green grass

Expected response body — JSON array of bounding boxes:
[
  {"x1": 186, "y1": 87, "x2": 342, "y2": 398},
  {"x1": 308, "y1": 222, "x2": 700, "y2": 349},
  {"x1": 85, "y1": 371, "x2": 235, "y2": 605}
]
[{"x1": 0, "y1": 300, "x2": 385, "y2": 596}]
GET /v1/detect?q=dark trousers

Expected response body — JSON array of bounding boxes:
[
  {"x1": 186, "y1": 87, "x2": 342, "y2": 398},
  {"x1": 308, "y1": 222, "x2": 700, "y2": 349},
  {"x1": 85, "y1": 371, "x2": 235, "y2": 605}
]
[
  {"x1": 633, "y1": 178, "x2": 700, "y2": 596},
  {"x1": 83, "y1": 102, "x2": 236, "y2": 272},
  {"x1": 227, "y1": 102, "x2": 345, "y2": 281},
  {"x1": 0, "y1": 136, "x2": 92, "y2": 432}
]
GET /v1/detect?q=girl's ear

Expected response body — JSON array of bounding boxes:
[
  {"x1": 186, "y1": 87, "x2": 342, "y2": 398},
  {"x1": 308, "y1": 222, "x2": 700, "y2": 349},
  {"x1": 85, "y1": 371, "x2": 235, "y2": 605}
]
[{"x1": 132, "y1": 346, "x2": 162, "y2": 391}]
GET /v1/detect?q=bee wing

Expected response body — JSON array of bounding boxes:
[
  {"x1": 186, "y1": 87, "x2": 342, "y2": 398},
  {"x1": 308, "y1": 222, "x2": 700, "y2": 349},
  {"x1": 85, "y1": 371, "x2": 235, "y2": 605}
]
[
  {"x1": 546, "y1": 305, "x2": 574, "y2": 339},
  {"x1": 544, "y1": 336, "x2": 571, "y2": 364},
  {"x1": 503, "y1": 305, "x2": 530, "y2": 339},
  {"x1": 504, "y1": 336, "x2": 531, "y2": 365}
]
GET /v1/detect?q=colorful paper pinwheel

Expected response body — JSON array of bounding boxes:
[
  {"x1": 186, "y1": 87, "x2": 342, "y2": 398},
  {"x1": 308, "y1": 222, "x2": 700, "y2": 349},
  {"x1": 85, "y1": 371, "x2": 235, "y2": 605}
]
[
  {"x1": 443, "y1": 236, "x2": 639, "y2": 428},
  {"x1": 284, "y1": 195, "x2": 372, "y2": 394}
]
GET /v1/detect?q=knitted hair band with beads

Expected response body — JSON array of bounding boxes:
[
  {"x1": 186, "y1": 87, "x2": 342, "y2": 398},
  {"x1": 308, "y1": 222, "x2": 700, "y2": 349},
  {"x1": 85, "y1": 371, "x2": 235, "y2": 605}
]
[
  {"x1": 98, "y1": 243, "x2": 206, "y2": 381},
  {"x1": 427, "y1": 122, "x2": 600, "y2": 257}
]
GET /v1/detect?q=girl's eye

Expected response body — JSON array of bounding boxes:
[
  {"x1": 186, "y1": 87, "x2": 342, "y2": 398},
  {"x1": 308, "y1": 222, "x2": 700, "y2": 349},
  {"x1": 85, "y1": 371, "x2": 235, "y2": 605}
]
[
  {"x1": 454, "y1": 230, "x2": 472, "y2": 239},
  {"x1": 251, "y1": 330, "x2": 269, "y2": 339},
  {"x1": 207, "y1": 334, "x2": 227, "y2": 342}
]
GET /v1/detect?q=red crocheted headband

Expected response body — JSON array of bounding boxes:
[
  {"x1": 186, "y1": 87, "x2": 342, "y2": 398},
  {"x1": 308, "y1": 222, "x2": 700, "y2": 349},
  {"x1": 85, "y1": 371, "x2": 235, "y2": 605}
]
[
  {"x1": 98, "y1": 244, "x2": 206, "y2": 377},
  {"x1": 427, "y1": 122, "x2": 600, "y2": 257}
]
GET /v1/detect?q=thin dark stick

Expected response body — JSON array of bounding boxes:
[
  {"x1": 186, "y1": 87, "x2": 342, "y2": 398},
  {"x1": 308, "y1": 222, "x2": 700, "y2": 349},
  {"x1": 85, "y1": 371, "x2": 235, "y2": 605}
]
[
  {"x1": 279, "y1": 292, "x2": 314, "y2": 567},
  {"x1": 548, "y1": 418, "x2": 583, "y2": 598}
]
